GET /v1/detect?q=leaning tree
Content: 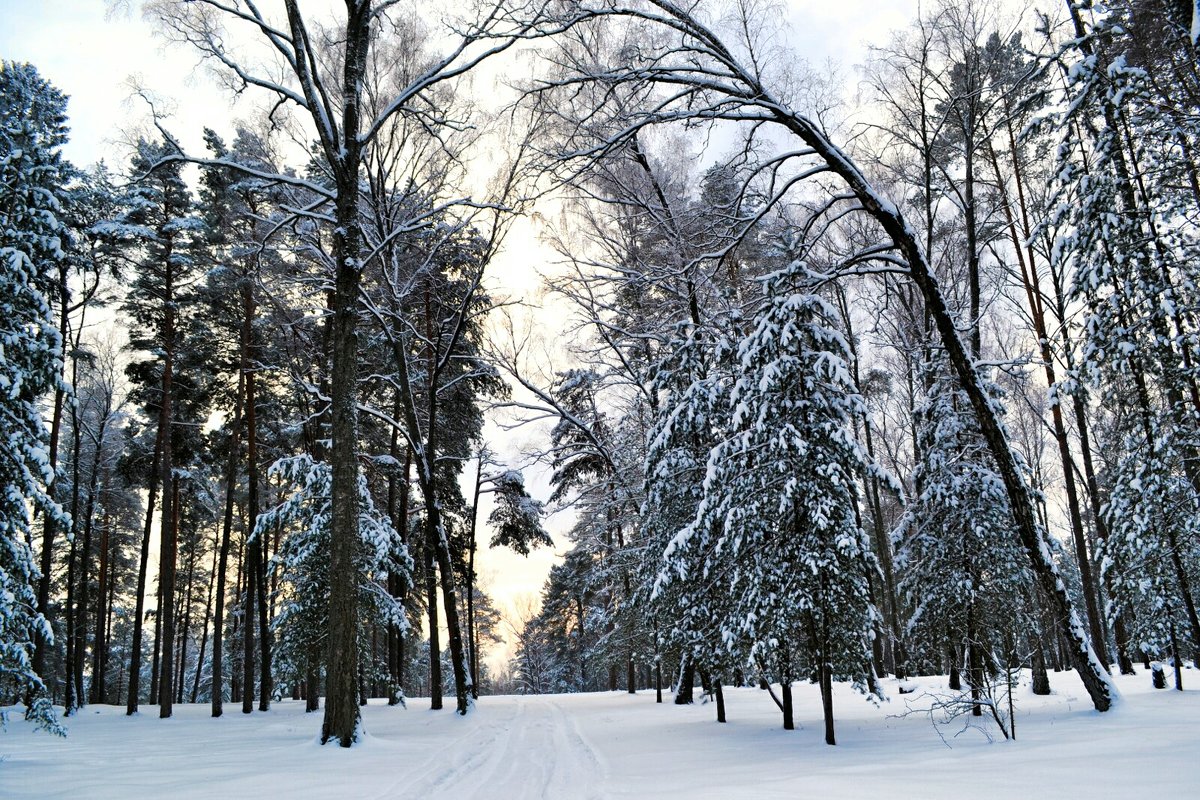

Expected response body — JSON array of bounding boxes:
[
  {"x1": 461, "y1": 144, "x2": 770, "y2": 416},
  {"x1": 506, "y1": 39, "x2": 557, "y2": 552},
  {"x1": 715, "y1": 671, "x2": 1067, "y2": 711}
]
[{"x1": 522, "y1": 0, "x2": 1115, "y2": 711}]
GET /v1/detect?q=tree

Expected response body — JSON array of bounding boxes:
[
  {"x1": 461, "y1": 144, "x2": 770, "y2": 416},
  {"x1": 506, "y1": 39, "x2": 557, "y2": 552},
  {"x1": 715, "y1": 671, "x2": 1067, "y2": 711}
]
[
  {"x1": 257, "y1": 454, "x2": 411, "y2": 709},
  {"x1": 147, "y1": 0, "x2": 543, "y2": 743},
  {"x1": 662, "y1": 257, "x2": 879, "y2": 744},
  {"x1": 525, "y1": 0, "x2": 1115, "y2": 711},
  {"x1": 463, "y1": 451, "x2": 551, "y2": 695},
  {"x1": 115, "y1": 136, "x2": 205, "y2": 717},
  {"x1": 0, "y1": 61, "x2": 70, "y2": 734}
]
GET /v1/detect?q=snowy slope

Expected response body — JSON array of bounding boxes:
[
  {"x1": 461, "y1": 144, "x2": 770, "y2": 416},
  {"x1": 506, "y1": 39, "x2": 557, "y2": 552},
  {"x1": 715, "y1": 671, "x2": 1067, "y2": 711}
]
[{"x1": 2, "y1": 671, "x2": 1196, "y2": 798}]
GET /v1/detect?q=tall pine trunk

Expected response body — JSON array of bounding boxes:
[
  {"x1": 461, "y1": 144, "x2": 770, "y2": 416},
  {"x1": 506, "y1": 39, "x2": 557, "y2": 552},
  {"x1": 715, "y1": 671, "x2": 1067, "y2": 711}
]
[
  {"x1": 245, "y1": 282, "x2": 270, "y2": 712},
  {"x1": 211, "y1": 352, "x2": 245, "y2": 716},
  {"x1": 127, "y1": 419, "x2": 163, "y2": 715},
  {"x1": 242, "y1": 533, "x2": 256, "y2": 714},
  {"x1": 157, "y1": 250, "x2": 178, "y2": 718}
]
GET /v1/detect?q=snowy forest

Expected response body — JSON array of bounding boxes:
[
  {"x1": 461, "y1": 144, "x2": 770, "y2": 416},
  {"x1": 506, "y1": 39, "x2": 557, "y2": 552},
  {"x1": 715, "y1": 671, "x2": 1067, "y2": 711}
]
[{"x1": 2, "y1": 0, "x2": 1200, "y2": 796}]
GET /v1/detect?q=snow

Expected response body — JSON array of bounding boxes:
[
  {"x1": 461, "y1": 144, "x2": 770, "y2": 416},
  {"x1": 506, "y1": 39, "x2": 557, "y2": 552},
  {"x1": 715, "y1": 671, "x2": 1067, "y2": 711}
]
[{"x1": 2, "y1": 671, "x2": 1196, "y2": 798}]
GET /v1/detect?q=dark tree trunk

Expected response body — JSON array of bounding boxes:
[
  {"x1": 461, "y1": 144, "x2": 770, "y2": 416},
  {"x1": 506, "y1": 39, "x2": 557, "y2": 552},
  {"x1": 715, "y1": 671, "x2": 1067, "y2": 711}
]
[
  {"x1": 245, "y1": 298, "x2": 270, "y2": 711},
  {"x1": 386, "y1": 446, "x2": 409, "y2": 706},
  {"x1": 675, "y1": 657, "x2": 694, "y2": 704},
  {"x1": 781, "y1": 680, "x2": 794, "y2": 731},
  {"x1": 1167, "y1": 606, "x2": 1184, "y2": 691},
  {"x1": 230, "y1": 538, "x2": 244, "y2": 704},
  {"x1": 75, "y1": 455, "x2": 100, "y2": 709},
  {"x1": 211, "y1": 362, "x2": 244, "y2": 716},
  {"x1": 287, "y1": 0, "x2": 373, "y2": 746},
  {"x1": 968, "y1": 606, "x2": 983, "y2": 717},
  {"x1": 176, "y1": 510, "x2": 196, "y2": 705},
  {"x1": 432, "y1": 521, "x2": 472, "y2": 714},
  {"x1": 68, "y1": 395, "x2": 85, "y2": 708},
  {"x1": 306, "y1": 665, "x2": 320, "y2": 712},
  {"x1": 150, "y1": 581, "x2": 163, "y2": 705},
  {"x1": 426, "y1": 536, "x2": 442, "y2": 710},
  {"x1": 158, "y1": 270, "x2": 178, "y2": 718},
  {"x1": 467, "y1": 456, "x2": 482, "y2": 700},
  {"x1": 714, "y1": 677, "x2": 725, "y2": 723},
  {"x1": 63, "y1": 528, "x2": 78, "y2": 715},
  {"x1": 90, "y1": 504, "x2": 110, "y2": 705},
  {"x1": 242, "y1": 530, "x2": 256, "y2": 714},
  {"x1": 1031, "y1": 638, "x2": 1051, "y2": 696},
  {"x1": 127, "y1": 421, "x2": 163, "y2": 714},
  {"x1": 820, "y1": 662, "x2": 835, "y2": 746},
  {"x1": 191, "y1": 529, "x2": 218, "y2": 703}
]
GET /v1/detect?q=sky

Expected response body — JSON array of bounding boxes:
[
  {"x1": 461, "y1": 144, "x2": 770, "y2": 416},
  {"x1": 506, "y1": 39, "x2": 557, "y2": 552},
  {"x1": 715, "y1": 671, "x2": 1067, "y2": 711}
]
[{"x1": 1, "y1": 0, "x2": 918, "y2": 671}]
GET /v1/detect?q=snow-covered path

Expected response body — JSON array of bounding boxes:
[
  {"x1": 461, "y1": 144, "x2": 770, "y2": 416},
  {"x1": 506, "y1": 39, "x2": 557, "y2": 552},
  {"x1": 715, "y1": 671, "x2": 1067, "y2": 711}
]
[
  {"x1": 397, "y1": 696, "x2": 604, "y2": 799},
  {"x1": 3, "y1": 671, "x2": 1198, "y2": 798}
]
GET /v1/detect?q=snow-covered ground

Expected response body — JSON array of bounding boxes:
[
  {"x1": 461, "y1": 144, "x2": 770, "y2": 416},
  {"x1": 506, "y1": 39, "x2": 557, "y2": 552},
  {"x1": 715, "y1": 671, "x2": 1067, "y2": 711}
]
[{"x1": 3, "y1": 670, "x2": 1196, "y2": 798}]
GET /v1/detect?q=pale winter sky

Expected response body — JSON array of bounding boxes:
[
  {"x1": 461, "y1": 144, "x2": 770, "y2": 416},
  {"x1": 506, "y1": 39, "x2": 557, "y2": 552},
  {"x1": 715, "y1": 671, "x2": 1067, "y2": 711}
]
[{"x1": 1, "y1": 0, "x2": 917, "y2": 670}]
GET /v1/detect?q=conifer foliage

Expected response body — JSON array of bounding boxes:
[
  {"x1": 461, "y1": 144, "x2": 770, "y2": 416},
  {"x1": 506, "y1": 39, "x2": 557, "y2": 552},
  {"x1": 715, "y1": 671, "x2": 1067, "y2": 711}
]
[{"x1": 0, "y1": 61, "x2": 70, "y2": 734}]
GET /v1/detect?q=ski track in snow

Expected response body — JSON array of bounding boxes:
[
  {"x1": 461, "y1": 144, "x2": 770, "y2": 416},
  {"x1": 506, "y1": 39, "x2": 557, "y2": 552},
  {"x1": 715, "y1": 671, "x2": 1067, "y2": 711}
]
[{"x1": 396, "y1": 696, "x2": 606, "y2": 800}]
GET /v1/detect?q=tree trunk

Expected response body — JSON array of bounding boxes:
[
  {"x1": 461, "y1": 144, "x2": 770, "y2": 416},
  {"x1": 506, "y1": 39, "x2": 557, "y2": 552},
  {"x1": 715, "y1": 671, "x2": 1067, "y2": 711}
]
[
  {"x1": 948, "y1": 640, "x2": 962, "y2": 691},
  {"x1": 306, "y1": 665, "x2": 320, "y2": 712},
  {"x1": 191, "y1": 528, "x2": 218, "y2": 703},
  {"x1": 714, "y1": 677, "x2": 725, "y2": 723},
  {"x1": 150, "y1": 581, "x2": 162, "y2": 705},
  {"x1": 245, "y1": 293, "x2": 270, "y2": 711},
  {"x1": 467, "y1": 456, "x2": 482, "y2": 700},
  {"x1": 127, "y1": 421, "x2": 163, "y2": 715},
  {"x1": 1031, "y1": 637, "x2": 1051, "y2": 696},
  {"x1": 211, "y1": 366, "x2": 244, "y2": 716},
  {"x1": 63, "y1": 526, "x2": 78, "y2": 715},
  {"x1": 386, "y1": 445, "x2": 409, "y2": 706},
  {"x1": 175, "y1": 507, "x2": 196, "y2": 705},
  {"x1": 158, "y1": 268, "x2": 178, "y2": 718},
  {"x1": 68, "y1": 389, "x2": 85, "y2": 708},
  {"x1": 299, "y1": 0, "x2": 372, "y2": 746},
  {"x1": 967, "y1": 604, "x2": 982, "y2": 718},
  {"x1": 675, "y1": 657, "x2": 694, "y2": 704},
  {"x1": 820, "y1": 662, "x2": 835, "y2": 746},
  {"x1": 431, "y1": 505, "x2": 471, "y2": 714},
  {"x1": 426, "y1": 533, "x2": 442, "y2": 710},
  {"x1": 90, "y1": 499, "x2": 110, "y2": 704},
  {"x1": 242, "y1": 529, "x2": 256, "y2": 714},
  {"x1": 781, "y1": 680, "x2": 794, "y2": 731},
  {"x1": 75, "y1": 440, "x2": 102, "y2": 709}
]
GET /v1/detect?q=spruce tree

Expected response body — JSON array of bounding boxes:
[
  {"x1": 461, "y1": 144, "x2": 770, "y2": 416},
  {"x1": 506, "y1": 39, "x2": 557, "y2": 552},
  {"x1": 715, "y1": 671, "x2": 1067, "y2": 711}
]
[{"x1": 0, "y1": 61, "x2": 70, "y2": 734}]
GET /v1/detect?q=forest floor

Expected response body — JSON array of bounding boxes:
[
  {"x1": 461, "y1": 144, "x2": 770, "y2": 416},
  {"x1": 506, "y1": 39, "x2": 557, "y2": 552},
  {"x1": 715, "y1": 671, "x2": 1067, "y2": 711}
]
[{"x1": 2, "y1": 669, "x2": 1196, "y2": 798}]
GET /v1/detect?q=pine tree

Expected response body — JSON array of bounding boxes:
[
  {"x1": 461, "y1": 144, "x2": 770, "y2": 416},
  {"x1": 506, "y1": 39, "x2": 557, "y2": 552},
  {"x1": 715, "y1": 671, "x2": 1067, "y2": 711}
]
[{"x1": 116, "y1": 136, "x2": 205, "y2": 716}]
